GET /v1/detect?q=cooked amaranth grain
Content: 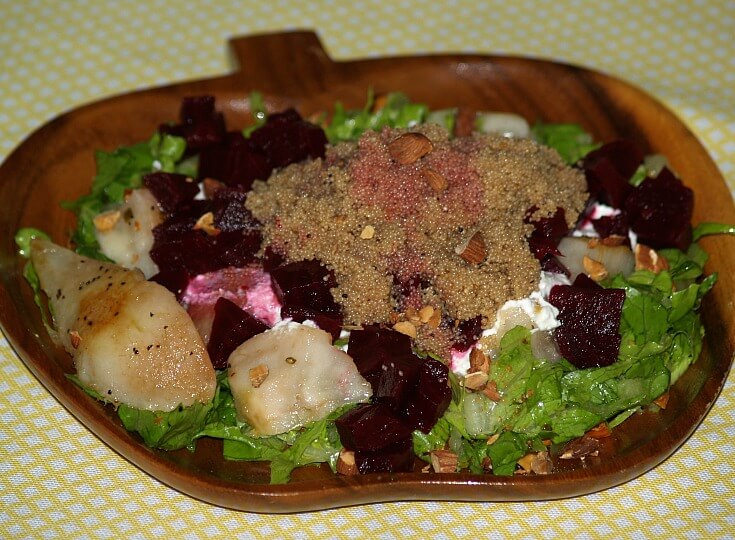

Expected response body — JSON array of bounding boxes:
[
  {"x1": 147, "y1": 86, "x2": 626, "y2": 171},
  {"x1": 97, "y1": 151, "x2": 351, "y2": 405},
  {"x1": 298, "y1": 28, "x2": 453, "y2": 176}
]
[{"x1": 246, "y1": 125, "x2": 587, "y2": 347}]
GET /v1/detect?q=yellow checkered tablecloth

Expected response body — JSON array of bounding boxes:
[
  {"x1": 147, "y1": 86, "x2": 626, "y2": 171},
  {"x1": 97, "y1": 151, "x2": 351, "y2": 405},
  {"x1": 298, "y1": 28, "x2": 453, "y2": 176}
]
[{"x1": 1, "y1": 1, "x2": 733, "y2": 538}]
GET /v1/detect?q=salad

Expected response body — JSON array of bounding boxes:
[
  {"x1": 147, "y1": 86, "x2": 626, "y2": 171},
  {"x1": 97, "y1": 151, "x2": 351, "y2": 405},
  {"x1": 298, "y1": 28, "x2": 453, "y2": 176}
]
[{"x1": 16, "y1": 92, "x2": 735, "y2": 483}]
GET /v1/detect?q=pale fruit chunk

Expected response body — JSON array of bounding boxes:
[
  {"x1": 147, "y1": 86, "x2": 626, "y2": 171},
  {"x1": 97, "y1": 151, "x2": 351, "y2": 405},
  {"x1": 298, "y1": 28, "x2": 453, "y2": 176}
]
[
  {"x1": 557, "y1": 236, "x2": 635, "y2": 281},
  {"x1": 94, "y1": 188, "x2": 163, "y2": 278},
  {"x1": 30, "y1": 239, "x2": 215, "y2": 411},
  {"x1": 228, "y1": 322, "x2": 373, "y2": 436}
]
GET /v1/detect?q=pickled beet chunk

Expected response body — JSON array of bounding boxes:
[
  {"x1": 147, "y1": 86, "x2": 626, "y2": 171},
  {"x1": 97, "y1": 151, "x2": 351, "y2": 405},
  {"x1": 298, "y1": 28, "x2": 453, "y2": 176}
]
[
  {"x1": 197, "y1": 131, "x2": 272, "y2": 190},
  {"x1": 335, "y1": 403, "x2": 413, "y2": 452},
  {"x1": 355, "y1": 439, "x2": 414, "y2": 474},
  {"x1": 270, "y1": 260, "x2": 340, "y2": 315},
  {"x1": 249, "y1": 108, "x2": 327, "y2": 168},
  {"x1": 149, "y1": 268, "x2": 190, "y2": 300},
  {"x1": 583, "y1": 140, "x2": 644, "y2": 208},
  {"x1": 548, "y1": 283, "x2": 625, "y2": 368},
  {"x1": 143, "y1": 172, "x2": 200, "y2": 214},
  {"x1": 624, "y1": 167, "x2": 693, "y2": 250},
  {"x1": 401, "y1": 358, "x2": 452, "y2": 433},
  {"x1": 541, "y1": 256, "x2": 570, "y2": 277},
  {"x1": 207, "y1": 298, "x2": 268, "y2": 370},
  {"x1": 453, "y1": 316, "x2": 483, "y2": 351},
  {"x1": 593, "y1": 212, "x2": 629, "y2": 242},
  {"x1": 347, "y1": 325, "x2": 421, "y2": 408},
  {"x1": 159, "y1": 95, "x2": 226, "y2": 153},
  {"x1": 525, "y1": 206, "x2": 570, "y2": 261}
]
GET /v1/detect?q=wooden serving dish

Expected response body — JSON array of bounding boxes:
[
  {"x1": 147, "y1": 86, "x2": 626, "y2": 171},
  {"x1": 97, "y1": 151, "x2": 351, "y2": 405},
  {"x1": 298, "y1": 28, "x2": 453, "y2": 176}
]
[{"x1": 0, "y1": 30, "x2": 733, "y2": 513}]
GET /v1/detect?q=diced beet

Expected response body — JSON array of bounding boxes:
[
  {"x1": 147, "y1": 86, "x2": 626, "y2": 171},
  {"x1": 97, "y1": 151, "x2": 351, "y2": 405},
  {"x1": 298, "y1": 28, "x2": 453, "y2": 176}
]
[
  {"x1": 197, "y1": 131, "x2": 272, "y2": 190},
  {"x1": 624, "y1": 167, "x2": 693, "y2": 250},
  {"x1": 541, "y1": 256, "x2": 570, "y2": 277},
  {"x1": 270, "y1": 260, "x2": 340, "y2": 316},
  {"x1": 249, "y1": 108, "x2": 327, "y2": 169},
  {"x1": 401, "y1": 358, "x2": 452, "y2": 433},
  {"x1": 143, "y1": 172, "x2": 200, "y2": 214},
  {"x1": 548, "y1": 283, "x2": 625, "y2": 368},
  {"x1": 572, "y1": 273, "x2": 602, "y2": 289},
  {"x1": 207, "y1": 298, "x2": 269, "y2": 370},
  {"x1": 149, "y1": 268, "x2": 190, "y2": 300},
  {"x1": 159, "y1": 95, "x2": 226, "y2": 153},
  {"x1": 453, "y1": 316, "x2": 483, "y2": 351},
  {"x1": 261, "y1": 246, "x2": 286, "y2": 272},
  {"x1": 582, "y1": 140, "x2": 644, "y2": 208},
  {"x1": 270, "y1": 260, "x2": 343, "y2": 339},
  {"x1": 355, "y1": 439, "x2": 414, "y2": 474},
  {"x1": 525, "y1": 206, "x2": 570, "y2": 261},
  {"x1": 347, "y1": 325, "x2": 422, "y2": 408},
  {"x1": 593, "y1": 212, "x2": 629, "y2": 242},
  {"x1": 335, "y1": 403, "x2": 413, "y2": 452}
]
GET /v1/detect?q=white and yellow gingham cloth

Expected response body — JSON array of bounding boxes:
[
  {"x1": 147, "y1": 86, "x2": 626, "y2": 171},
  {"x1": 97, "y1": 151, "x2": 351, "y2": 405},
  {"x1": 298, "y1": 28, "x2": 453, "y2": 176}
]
[{"x1": 1, "y1": 1, "x2": 733, "y2": 538}]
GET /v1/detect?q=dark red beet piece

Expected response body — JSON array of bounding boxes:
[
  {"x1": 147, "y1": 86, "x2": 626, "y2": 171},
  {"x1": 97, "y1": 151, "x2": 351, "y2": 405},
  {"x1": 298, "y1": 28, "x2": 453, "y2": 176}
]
[
  {"x1": 548, "y1": 283, "x2": 625, "y2": 368},
  {"x1": 572, "y1": 273, "x2": 602, "y2": 289},
  {"x1": 143, "y1": 172, "x2": 200, "y2": 214},
  {"x1": 401, "y1": 358, "x2": 452, "y2": 433},
  {"x1": 347, "y1": 325, "x2": 421, "y2": 409},
  {"x1": 453, "y1": 316, "x2": 483, "y2": 351},
  {"x1": 624, "y1": 167, "x2": 693, "y2": 250},
  {"x1": 335, "y1": 403, "x2": 413, "y2": 452},
  {"x1": 593, "y1": 212, "x2": 630, "y2": 242},
  {"x1": 249, "y1": 108, "x2": 327, "y2": 168},
  {"x1": 149, "y1": 268, "x2": 190, "y2": 300},
  {"x1": 541, "y1": 256, "x2": 570, "y2": 277},
  {"x1": 159, "y1": 95, "x2": 226, "y2": 153},
  {"x1": 207, "y1": 298, "x2": 268, "y2": 370},
  {"x1": 583, "y1": 140, "x2": 644, "y2": 208},
  {"x1": 355, "y1": 439, "x2": 414, "y2": 474},
  {"x1": 197, "y1": 131, "x2": 272, "y2": 190},
  {"x1": 270, "y1": 260, "x2": 343, "y2": 339},
  {"x1": 525, "y1": 206, "x2": 570, "y2": 261}
]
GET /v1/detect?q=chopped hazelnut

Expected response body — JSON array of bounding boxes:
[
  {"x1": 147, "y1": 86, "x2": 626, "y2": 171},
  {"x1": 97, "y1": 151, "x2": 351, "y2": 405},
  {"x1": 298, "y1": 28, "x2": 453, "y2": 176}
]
[
  {"x1": 248, "y1": 364, "x2": 270, "y2": 388},
  {"x1": 193, "y1": 212, "x2": 221, "y2": 236},
  {"x1": 360, "y1": 225, "x2": 375, "y2": 239},
  {"x1": 93, "y1": 209, "x2": 121, "y2": 232},
  {"x1": 464, "y1": 371, "x2": 489, "y2": 391},
  {"x1": 455, "y1": 231, "x2": 487, "y2": 264},
  {"x1": 336, "y1": 449, "x2": 358, "y2": 476},
  {"x1": 583, "y1": 255, "x2": 608, "y2": 281},
  {"x1": 635, "y1": 243, "x2": 669, "y2": 273},
  {"x1": 430, "y1": 449, "x2": 459, "y2": 473},
  {"x1": 393, "y1": 321, "x2": 417, "y2": 338}
]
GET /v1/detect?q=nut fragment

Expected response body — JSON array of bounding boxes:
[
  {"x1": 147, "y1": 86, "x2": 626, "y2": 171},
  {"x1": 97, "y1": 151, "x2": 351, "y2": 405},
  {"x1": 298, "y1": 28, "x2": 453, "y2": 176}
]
[
  {"x1": 93, "y1": 210, "x2": 121, "y2": 232},
  {"x1": 336, "y1": 449, "x2": 359, "y2": 476},
  {"x1": 69, "y1": 330, "x2": 82, "y2": 349},
  {"x1": 586, "y1": 422, "x2": 612, "y2": 439},
  {"x1": 464, "y1": 371, "x2": 489, "y2": 391},
  {"x1": 426, "y1": 308, "x2": 441, "y2": 329},
  {"x1": 482, "y1": 380, "x2": 502, "y2": 402},
  {"x1": 653, "y1": 391, "x2": 670, "y2": 409},
  {"x1": 203, "y1": 177, "x2": 226, "y2": 198},
  {"x1": 193, "y1": 212, "x2": 221, "y2": 236},
  {"x1": 248, "y1": 364, "x2": 270, "y2": 388},
  {"x1": 559, "y1": 435, "x2": 600, "y2": 460},
  {"x1": 388, "y1": 132, "x2": 433, "y2": 164},
  {"x1": 600, "y1": 235, "x2": 627, "y2": 247},
  {"x1": 469, "y1": 348, "x2": 489, "y2": 374},
  {"x1": 430, "y1": 449, "x2": 459, "y2": 473},
  {"x1": 486, "y1": 434, "x2": 500, "y2": 446},
  {"x1": 455, "y1": 231, "x2": 487, "y2": 264},
  {"x1": 393, "y1": 321, "x2": 417, "y2": 338},
  {"x1": 635, "y1": 243, "x2": 669, "y2": 273},
  {"x1": 418, "y1": 305, "x2": 435, "y2": 324},
  {"x1": 360, "y1": 225, "x2": 375, "y2": 239},
  {"x1": 582, "y1": 255, "x2": 608, "y2": 281},
  {"x1": 422, "y1": 167, "x2": 448, "y2": 193},
  {"x1": 529, "y1": 451, "x2": 552, "y2": 474}
]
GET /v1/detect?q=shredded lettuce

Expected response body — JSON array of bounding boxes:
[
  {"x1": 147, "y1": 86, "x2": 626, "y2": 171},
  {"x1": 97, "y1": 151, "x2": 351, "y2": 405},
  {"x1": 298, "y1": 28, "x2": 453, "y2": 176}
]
[{"x1": 531, "y1": 122, "x2": 600, "y2": 164}]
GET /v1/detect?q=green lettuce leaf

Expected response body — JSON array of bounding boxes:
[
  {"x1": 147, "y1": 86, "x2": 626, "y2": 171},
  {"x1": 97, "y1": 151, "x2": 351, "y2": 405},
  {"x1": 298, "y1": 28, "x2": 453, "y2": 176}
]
[{"x1": 530, "y1": 122, "x2": 599, "y2": 164}]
